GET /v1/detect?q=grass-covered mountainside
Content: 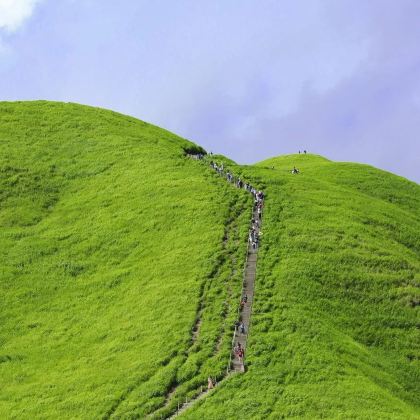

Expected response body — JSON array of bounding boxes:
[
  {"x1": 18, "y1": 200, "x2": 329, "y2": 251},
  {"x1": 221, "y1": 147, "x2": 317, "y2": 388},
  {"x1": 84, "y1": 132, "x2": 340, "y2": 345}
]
[
  {"x1": 0, "y1": 101, "x2": 251, "y2": 418},
  {"x1": 1, "y1": 101, "x2": 419, "y2": 419},
  {"x1": 184, "y1": 155, "x2": 420, "y2": 419}
]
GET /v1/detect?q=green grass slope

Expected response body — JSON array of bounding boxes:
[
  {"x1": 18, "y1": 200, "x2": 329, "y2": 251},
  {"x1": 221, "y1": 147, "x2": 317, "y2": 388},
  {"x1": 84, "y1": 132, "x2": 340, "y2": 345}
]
[
  {"x1": 2, "y1": 102, "x2": 419, "y2": 419},
  {"x1": 183, "y1": 154, "x2": 420, "y2": 419},
  {"x1": 0, "y1": 101, "x2": 251, "y2": 418}
]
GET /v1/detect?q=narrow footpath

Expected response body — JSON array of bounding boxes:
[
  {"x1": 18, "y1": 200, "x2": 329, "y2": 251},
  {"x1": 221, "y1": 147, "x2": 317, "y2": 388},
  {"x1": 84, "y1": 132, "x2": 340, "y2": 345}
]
[
  {"x1": 230, "y1": 203, "x2": 261, "y2": 373},
  {"x1": 206, "y1": 157, "x2": 264, "y2": 374},
  {"x1": 169, "y1": 155, "x2": 264, "y2": 418}
]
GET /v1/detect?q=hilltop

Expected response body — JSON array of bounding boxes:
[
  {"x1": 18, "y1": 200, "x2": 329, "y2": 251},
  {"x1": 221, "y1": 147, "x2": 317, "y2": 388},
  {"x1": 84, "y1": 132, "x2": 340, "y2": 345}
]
[
  {"x1": 1, "y1": 101, "x2": 419, "y2": 419},
  {"x1": 184, "y1": 154, "x2": 420, "y2": 419},
  {"x1": 0, "y1": 101, "x2": 251, "y2": 418}
]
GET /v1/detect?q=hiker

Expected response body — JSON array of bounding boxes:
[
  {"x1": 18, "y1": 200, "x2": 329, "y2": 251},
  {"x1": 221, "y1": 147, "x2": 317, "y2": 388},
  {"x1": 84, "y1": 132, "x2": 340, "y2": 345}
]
[
  {"x1": 243, "y1": 294, "x2": 248, "y2": 303},
  {"x1": 208, "y1": 377, "x2": 214, "y2": 389},
  {"x1": 304, "y1": 150, "x2": 307, "y2": 154},
  {"x1": 258, "y1": 207, "x2": 262, "y2": 219},
  {"x1": 240, "y1": 322, "x2": 245, "y2": 334},
  {"x1": 292, "y1": 166, "x2": 299, "y2": 174}
]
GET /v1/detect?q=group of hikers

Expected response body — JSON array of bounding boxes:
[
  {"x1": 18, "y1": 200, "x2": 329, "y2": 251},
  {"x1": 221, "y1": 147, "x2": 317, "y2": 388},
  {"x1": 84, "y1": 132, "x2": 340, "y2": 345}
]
[
  {"x1": 206, "y1": 157, "x2": 266, "y2": 367},
  {"x1": 208, "y1": 159, "x2": 264, "y2": 250},
  {"x1": 249, "y1": 217, "x2": 261, "y2": 249},
  {"x1": 293, "y1": 149, "x2": 308, "y2": 173},
  {"x1": 233, "y1": 295, "x2": 247, "y2": 361},
  {"x1": 191, "y1": 153, "x2": 265, "y2": 371}
]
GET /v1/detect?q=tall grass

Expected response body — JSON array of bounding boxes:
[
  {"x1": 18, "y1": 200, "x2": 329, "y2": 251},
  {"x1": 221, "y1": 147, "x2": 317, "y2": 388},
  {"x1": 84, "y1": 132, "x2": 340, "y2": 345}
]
[
  {"x1": 182, "y1": 154, "x2": 420, "y2": 419},
  {"x1": 0, "y1": 101, "x2": 250, "y2": 419},
  {"x1": 1, "y1": 102, "x2": 418, "y2": 419}
]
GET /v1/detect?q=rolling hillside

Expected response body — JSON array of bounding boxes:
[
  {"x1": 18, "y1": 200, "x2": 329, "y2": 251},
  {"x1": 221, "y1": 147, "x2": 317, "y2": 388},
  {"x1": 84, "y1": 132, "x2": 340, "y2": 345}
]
[
  {"x1": 0, "y1": 101, "x2": 251, "y2": 418},
  {"x1": 183, "y1": 155, "x2": 420, "y2": 419},
  {"x1": 1, "y1": 102, "x2": 419, "y2": 419}
]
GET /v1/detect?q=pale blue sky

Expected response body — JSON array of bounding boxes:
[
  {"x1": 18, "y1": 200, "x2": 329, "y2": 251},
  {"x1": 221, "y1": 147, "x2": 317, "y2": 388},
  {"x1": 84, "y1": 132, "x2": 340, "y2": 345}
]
[{"x1": 1, "y1": 0, "x2": 419, "y2": 182}]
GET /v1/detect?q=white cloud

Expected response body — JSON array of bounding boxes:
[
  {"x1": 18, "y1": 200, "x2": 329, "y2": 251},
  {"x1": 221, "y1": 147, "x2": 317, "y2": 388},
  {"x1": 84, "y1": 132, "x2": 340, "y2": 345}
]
[{"x1": 0, "y1": 0, "x2": 42, "y2": 32}]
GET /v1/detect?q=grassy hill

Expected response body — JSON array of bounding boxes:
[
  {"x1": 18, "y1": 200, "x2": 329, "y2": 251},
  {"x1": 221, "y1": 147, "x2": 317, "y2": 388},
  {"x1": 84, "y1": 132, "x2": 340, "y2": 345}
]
[
  {"x1": 1, "y1": 102, "x2": 419, "y2": 419},
  {"x1": 0, "y1": 101, "x2": 251, "y2": 418},
  {"x1": 183, "y1": 154, "x2": 420, "y2": 419}
]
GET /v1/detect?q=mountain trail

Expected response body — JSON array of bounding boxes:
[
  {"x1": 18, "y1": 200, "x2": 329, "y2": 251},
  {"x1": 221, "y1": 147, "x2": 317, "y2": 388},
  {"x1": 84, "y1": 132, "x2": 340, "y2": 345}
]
[{"x1": 165, "y1": 156, "x2": 264, "y2": 418}]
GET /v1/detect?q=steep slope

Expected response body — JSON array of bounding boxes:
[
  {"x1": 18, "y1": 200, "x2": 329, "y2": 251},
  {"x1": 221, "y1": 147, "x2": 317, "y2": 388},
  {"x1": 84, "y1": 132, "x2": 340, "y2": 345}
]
[
  {"x1": 182, "y1": 154, "x2": 420, "y2": 419},
  {"x1": 0, "y1": 102, "x2": 251, "y2": 418},
  {"x1": 2, "y1": 102, "x2": 419, "y2": 419}
]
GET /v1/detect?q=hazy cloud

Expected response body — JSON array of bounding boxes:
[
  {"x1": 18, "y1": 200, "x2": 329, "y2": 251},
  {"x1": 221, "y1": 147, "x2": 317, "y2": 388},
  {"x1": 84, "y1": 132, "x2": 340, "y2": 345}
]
[
  {"x1": 0, "y1": 0, "x2": 419, "y2": 182},
  {"x1": 0, "y1": 0, "x2": 42, "y2": 32}
]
